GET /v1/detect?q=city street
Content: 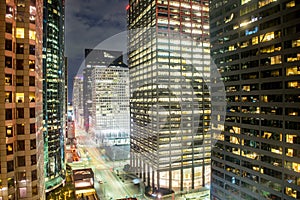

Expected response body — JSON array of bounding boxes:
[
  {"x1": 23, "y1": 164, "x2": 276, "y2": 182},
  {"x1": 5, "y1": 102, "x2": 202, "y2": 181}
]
[{"x1": 71, "y1": 128, "x2": 142, "y2": 200}]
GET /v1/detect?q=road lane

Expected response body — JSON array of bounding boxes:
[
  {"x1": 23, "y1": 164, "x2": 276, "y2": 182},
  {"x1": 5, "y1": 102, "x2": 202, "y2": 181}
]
[{"x1": 74, "y1": 128, "x2": 141, "y2": 199}]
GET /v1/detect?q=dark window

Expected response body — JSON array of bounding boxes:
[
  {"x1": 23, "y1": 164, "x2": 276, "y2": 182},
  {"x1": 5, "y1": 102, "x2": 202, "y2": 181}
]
[
  {"x1": 16, "y1": 43, "x2": 24, "y2": 54},
  {"x1": 6, "y1": 23, "x2": 12, "y2": 33},
  {"x1": 6, "y1": 144, "x2": 13, "y2": 155},
  {"x1": 17, "y1": 124, "x2": 25, "y2": 135},
  {"x1": 16, "y1": 59, "x2": 24, "y2": 70},
  {"x1": 18, "y1": 156, "x2": 25, "y2": 167},
  {"x1": 5, "y1": 39, "x2": 12, "y2": 51},
  {"x1": 29, "y1": 76, "x2": 35, "y2": 86},
  {"x1": 31, "y1": 155, "x2": 36, "y2": 165},
  {"x1": 7, "y1": 160, "x2": 14, "y2": 172},
  {"x1": 6, "y1": 6, "x2": 14, "y2": 17},
  {"x1": 5, "y1": 56, "x2": 12, "y2": 68},
  {"x1": 32, "y1": 169, "x2": 37, "y2": 181},
  {"x1": 30, "y1": 123, "x2": 36, "y2": 134},
  {"x1": 17, "y1": 108, "x2": 24, "y2": 118},
  {"x1": 16, "y1": 76, "x2": 24, "y2": 86},
  {"x1": 261, "y1": 82, "x2": 282, "y2": 90},
  {"x1": 30, "y1": 108, "x2": 35, "y2": 118},
  {"x1": 18, "y1": 172, "x2": 26, "y2": 181},
  {"x1": 32, "y1": 185, "x2": 38, "y2": 195},
  {"x1": 29, "y1": 45, "x2": 35, "y2": 55},
  {"x1": 5, "y1": 109, "x2": 13, "y2": 120},
  {"x1": 17, "y1": 140, "x2": 25, "y2": 151},
  {"x1": 30, "y1": 139, "x2": 36, "y2": 150},
  {"x1": 30, "y1": 0, "x2": 36, "y2": 6}
]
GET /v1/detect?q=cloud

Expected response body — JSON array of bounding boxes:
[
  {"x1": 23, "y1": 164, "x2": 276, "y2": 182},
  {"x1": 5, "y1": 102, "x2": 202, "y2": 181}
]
[{"x1": 65, "y1": 0, "x2": 128, "y2": 99}]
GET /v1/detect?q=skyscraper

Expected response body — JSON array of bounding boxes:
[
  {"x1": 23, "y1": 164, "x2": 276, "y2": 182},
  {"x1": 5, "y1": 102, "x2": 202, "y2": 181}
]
[
  {"x1": 210, "y1": 1, "x2": 300, "y2": 199},
  {"x1": 43, "y1": 0, "x2": 66, "y2": 192},
  {"x1": 128, "y1": 0, "x2": 211, "y2": 197},
  {"x1": 90, "y1": 57, "x2": 129, "y2": 147},
  {"x1": 83, "y1": 49, "x2": 126, "y2": 134},
  {"x1": 0, "y1": 0, "x2": 44, "y2": 199},
  {"x1": 73, "y1": 75, "x2": 84, "y2": 128}
]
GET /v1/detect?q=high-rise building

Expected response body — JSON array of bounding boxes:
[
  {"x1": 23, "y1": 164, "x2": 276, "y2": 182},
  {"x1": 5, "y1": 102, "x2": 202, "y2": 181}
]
[
  {"x1": 82, "y1": 49, "x2": 130, "y2": 160},
  {"x1": 0, "y1": 0, "x2": 44, "y2": 199},
  {"x1": 90, "y1": 59, "x2": 129, "y2": 147},
  {"x1": 43, "y1": 0, "x2": 66, "y2": 192},
  {"x1": 210, "y1": 1, "x2": 300, "y2": 200},
  {"x1": 83, "y1": 49, "x2": 125, "y2": 133},
  {"x1": 128, "y1": 0, "x2": 211, "y2": 197},
  {"x1": 73, "y1": 75, "x2": 84, "y2": 128}
]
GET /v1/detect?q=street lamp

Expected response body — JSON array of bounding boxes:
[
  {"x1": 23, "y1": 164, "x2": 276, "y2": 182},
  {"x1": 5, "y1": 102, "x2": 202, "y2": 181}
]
[{"x1": 157, "y1": 193, "x2": 162, "y2": 199}]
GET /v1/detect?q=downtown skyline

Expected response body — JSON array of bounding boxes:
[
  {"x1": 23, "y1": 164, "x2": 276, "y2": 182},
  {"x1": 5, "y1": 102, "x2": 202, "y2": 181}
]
[{"x1": 0, "y1": 0, "x2": 299, "y2": 200}]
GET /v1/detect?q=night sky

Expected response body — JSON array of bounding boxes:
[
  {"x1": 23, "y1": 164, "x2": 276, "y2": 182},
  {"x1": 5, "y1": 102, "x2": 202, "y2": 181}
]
[{"x1": 65, "y1": 0, "x2": 128, "y2": 101}]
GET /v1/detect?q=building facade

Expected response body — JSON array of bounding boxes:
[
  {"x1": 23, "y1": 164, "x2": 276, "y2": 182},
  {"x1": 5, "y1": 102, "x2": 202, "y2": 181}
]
[
  {"x1": 0, "y1": 0, "x2": 44, "y2": 199},
  {"x1": 128, "y1": 0, "x2": 211, "y2": 195},
  {"x1": 91, "y1": 63, "x2": 129, "y2": 147},
  {"x1": 43, "y1": 0, "x2": 66, "y2": 192},
  {"x1": 210, "y1": 0, "x2": 300, "y2": 199},
  {"x1": 73, "y1": 75, "x2": 84, "y2": 128}
]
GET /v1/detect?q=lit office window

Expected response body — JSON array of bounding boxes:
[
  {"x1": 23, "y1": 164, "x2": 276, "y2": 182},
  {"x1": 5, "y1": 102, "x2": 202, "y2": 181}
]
[{"x1": 16, "y1": 28, "x2": 24, "y2": 38}]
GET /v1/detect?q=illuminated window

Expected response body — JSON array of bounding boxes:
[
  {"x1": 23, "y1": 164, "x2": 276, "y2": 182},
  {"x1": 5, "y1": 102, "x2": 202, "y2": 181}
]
[
  {"x1": 16, "y1": 93, "x2": 24, "y2": 103},
  {"x1": 270, "y1": 55, "x2": 281, "y2": 65},
  {"x1": 285, "y1": 187, "x2": 297, "y2": 198},
  {"x1": 29, "y1": 60, "x2": 35, "y2": 71},
  {"x1": 5, "y1": 91, "x2": 12, "y2": 103},
  {"x1": 252, "y1": 36, "x2": 259, "y2": 45},
  {"x1": 286, "y1": 1, "x2": 295, "y2": 8},
  {"x1": 29, "y1": 30, "x2": 36, "y2": 40},
  {"x1": 259, "y1": 0, "x2": 277, "y2": 8},
  {"x1": 286, "y1": 53, "x2": 300, "y2": 62},
  {"x1": 292, "y1": 39, "x2": 300, "y2": 47},
  {"x1": 16, "y1": 28, "x2": 24, "y2": 38},
  {"x1": 287, "y1": 81, "x2": 300, "y2": 88},
  {"x1": 6, "y1": 126, "x2": 13, "y2": 137},
  {"x1": 240, "y1": 41, "x2": 249, "y2": 48},
  {"x1": 7, "y1": 143, "x2": 13, "y2": 154},
  {"x1": 260, "y1": 32, "x2": 274, "y2": 43},
  {"x1": 286, "y1": 134, "x2": 298, "y2": 144},
  {"x1": 286, "y1": 66, "x2": 300, "y2": 76}
]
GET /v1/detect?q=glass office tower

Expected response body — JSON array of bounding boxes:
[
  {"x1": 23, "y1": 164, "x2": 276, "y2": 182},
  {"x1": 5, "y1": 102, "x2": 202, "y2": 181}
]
[
  {"x1": 210, "y1": 1, "x2": 300, "y2": 199},
  {"x1": 0, "y1": 0, "x2": 44, "y2": 199},
  {"x1": 43, "y1": 0, "x2": 66, "y2": 192},
  {"x1": 128, "y1": 0, "x2": 211, "y2": 196}
]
